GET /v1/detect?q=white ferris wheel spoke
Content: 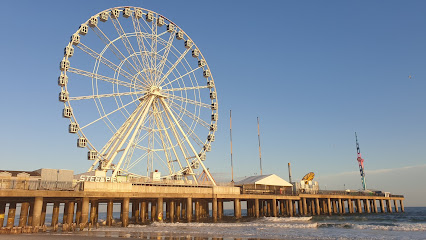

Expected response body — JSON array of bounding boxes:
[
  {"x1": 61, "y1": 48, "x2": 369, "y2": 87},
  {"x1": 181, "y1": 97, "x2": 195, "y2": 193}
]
[
  {"x1": 163, "y1": 83, "x2": 208, "y2": 93},
  {"x1": 152, "y1": 102, "x2": 173, "y2": 174},
  {"x1": 157, "y1": 48, "x2": 192, "y2": 86},
  {"x1": 168, "y1": 100, "x2": 210, "y2": 129},
  {"x1": 111, "y1": 95, "x2": 155, "y2": 178},
  {"x1": 161, "y1": 66, "x2": 201, "y2": 89},
  {"x1": 131, "y1": 12, "x2": 155, "y2": 83},
  {"x1": 155, "y1": 102, "x2": 185, "y2": 171},
  {"x1": 91, "y1": 26, "x2": 142, "y2": 80},
  {"x1": 169, "y1": 105, "x2": 204, "y2": 148},
  {"x1": 164, "y1": 93, "x2": 211, "y2": 109},
  {"x1": 68, "y1": 67, "x2": 143, "y2": 90},
  {"x1": 155, "y1": 27, "x2": 175, "y2": 82},
  {"x1": 111, "y1": 16, "x2": 146, "y2": 75},
  {"x1": 69, "y1": 90, "x2": 145, "y2": 101},
  {"x1": 160, "y1": 98, "x2": 216, "y2": 185},
  {"x1": 80, "y1": 97, "x2": 141, "y2": 130},
  {"x1": 161, "y1": 100, "x2": 198, "y2": 183},
  {"x1": 76, "y1": 43, "x2": 139, "y2": 86}
]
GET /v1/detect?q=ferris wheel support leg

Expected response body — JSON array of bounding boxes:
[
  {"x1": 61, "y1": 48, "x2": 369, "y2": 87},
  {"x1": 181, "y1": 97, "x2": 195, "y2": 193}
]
[
  {"x1": 88, "y1": 100, "x2": 147, "y2": 172},
  {"x1": 104, "y1": 101, "x2": 150, "y2": 170},
  {"x1": 152, "y1": 110, "x2": 174, "y2": 176},
  {"x1": 111, "y1": 95, "x2": 156, "y2": 178},
  {"x1": 161, "y1": 100, "x2": 198, "y2": 184},
  {"x1": 155, "y1": 105, "x2": 188, "y2": 181},
  {"x1": 160, "y1": 98, "x2": 216, "y2": 186}
]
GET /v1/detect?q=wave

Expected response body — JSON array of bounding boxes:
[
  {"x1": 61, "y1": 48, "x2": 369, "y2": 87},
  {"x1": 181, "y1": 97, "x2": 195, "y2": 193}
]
[
  {"x1": 353, "y1": 223, "x2": 426, "y2": 232},
  {"x1": 124, "y1": 221, "x2": 319, "y2": 230}
]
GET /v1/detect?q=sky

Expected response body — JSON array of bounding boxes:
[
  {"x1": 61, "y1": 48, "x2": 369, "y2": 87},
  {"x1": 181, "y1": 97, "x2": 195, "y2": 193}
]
[{"x1": 0, "y1": 0, "x2": 425, "y2": 206}]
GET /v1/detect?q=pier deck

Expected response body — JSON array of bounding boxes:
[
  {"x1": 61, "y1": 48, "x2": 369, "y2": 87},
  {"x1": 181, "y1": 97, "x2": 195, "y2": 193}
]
[{"x1": 0, "y1": 182, "x2": 405, "y2": 234}]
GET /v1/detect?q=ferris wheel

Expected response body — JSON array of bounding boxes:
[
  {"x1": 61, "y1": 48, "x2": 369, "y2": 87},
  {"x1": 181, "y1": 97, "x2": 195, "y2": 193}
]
[{"x1": 58, "y1": 6, "x2": 217, "y2": 185}]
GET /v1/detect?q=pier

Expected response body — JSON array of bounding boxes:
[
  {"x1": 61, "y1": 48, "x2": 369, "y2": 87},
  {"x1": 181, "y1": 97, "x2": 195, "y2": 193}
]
[{"x1": 0, "y1": 180, "x2": 405, "y2": 234}]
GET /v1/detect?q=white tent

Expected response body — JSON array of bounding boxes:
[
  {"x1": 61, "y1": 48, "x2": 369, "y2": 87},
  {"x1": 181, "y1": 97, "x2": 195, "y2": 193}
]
[{"x1": 235, "y1": 174, "x2": 292, "y2": 187}]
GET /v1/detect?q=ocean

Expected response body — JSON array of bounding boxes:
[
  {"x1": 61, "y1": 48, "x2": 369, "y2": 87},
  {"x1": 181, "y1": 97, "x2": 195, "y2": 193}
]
[{"x1": 1, "y1": 207, "x2": 425, "y2": 240}]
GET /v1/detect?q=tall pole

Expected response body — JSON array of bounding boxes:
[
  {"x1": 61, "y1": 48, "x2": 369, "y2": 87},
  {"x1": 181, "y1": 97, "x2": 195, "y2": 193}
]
[
  {"x1": 288, "y1": 163, "x2": 292, "y2": 183},
  {"x1": 257, "y1": 117, "x2": 263, "y2": 175},
  {"x1": 230, "y1": 110, "x2": 234, "y2": 183},
  {"x1": 355, "y1": 132, "x2": 367, "y2": 191}
]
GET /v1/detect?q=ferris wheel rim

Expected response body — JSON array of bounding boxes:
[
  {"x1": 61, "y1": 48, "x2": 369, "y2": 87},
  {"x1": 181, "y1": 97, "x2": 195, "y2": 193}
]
[{"x1": 59, "y1": 6, "x2": 218, "y2": 181}]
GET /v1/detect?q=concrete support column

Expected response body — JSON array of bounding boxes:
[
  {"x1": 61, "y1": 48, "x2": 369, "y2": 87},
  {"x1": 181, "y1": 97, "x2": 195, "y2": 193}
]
[
  {"x1": 28, "y1": 202, "x2": 34, "y2": 226},
  {"x1": 297, "y1": 200, "x2": 302, "y2": 216},
  {"x1": 400, "y1": 200, "x2": 405, "y2": 213},
  {"x1": 181, "y1": 201, "x2": 186, "y2": 220},
  {"x1": 314, "y1": 198, "x2": 319, "y2": 215},
  {"x1": 266, "y1": 200, "x2": 271, "y2": 216},
  {"x1": 218, "y1": 199, "x2": 223, "y2": 219},
  {"x1": 338, "y1": 198, "x2": 343, "y2": 214},
  {"x1": 75, "y1": 201, "x2": 82, "y2": 225},
  {"x1": 366, "y1": 199, "x2": 371, "y2": 213},
  {"x1": 176, "y1": 201, "x2": 181, "y2": 221},
  {"x1": 288, "y1": 200, "x2": 294, "y2": 217},
  {"x1": 31, "y1": 197, "x2": 43, "y2": 227},
  {"x1": 380, "y1": 199, "x2": 385, "y2": 213},
  {"x1": 372, "y1": 200, "x2": 378, "y2": 213},
  {"x1": 41, "y1": 201, "x2": 47, "y2": 226},
  {"x1": 356, "y1": 199, "x2": 362, "y2": 213},
  {"x1": 122, "y1": 198, "x2": 129, "y2": 227},
  {"x1": 140, "y1": 201, "x2": 147, "y2": 223},
  {"x1": 272, "y1": 199, "x2": 277, "y2": 217},
  {"x1": 135, "y1": 201, "x2": 141, "y2": 223},
  {"x1": 62, "y1": 202, "x2": 68, "y2": 225},
  {"x1": 106, "y1": 200, "x2": 113, "y2": 226},
  {"x1": 195, "y1": 200, "x2": 200, "y2": 220},
  {"x1": 253, "y1": 199, "x2": 259, "y2": 218},
  {"x1": 333, "y1": 200, "x2": 338, "y2": 214},
  {"x1": 394, "y1": 200, "x2": 399, "y2": 213},
  {"x1": 81, "y1": 197, "x2": 90, "y2": 228},
  {"x1": 302, "y1": 198, "x2": 307, "y2": 216},
  {"x1": 170, "y1": 201, "x2": 175, "y2": 222},
  {"x1": 0, "y1": 202, "x2": 5, "y2": 227},
  {"x1": 279, "y1": 200, "x2": 284, "y2": 216},
  {"x1": 150, "y1": 201, "x2": 156, "y2": 221},
  {"x1": 6, "y1": 202, "x2": 16, "y2": 227},
  {"x1": 311, "y1": 199, "x2": 316, "y2": 215},
  {"x1": 327, "y1": 198, "x2": 332, "y2": 216},
  {"x1": 90, "y1": 200, "x2": 97, "y2": 225},
  {"x1": 348, "y1": 200, "x2": 352, "y2": 213},
  {"x1": 19, "y1": 202, "x2": 30, "y2": 227},
  {"x1": 386, "y1": 199, "x2": 392, "y2": 213},
  {"x1": 165, "y1": 201, "x2": 170, "y2": 220},
  {"x1": 66, "y1": 201, "x2": 75, "y2": 225},
  {"x1": 212, "y1": 198, "x2": 218, "y2": 222},
  {"x1": 51, "y1": 202, "x2": 60, "y2": 228},
  {"x1": 156, "y1": 197, "x2": 163, "y2": 222},
  {"x1": 234, "y1": 199, "x2": 241, "y2": 219},
  {"x1": 186, "y1": 198, "x2": 192, "y2": 222}
]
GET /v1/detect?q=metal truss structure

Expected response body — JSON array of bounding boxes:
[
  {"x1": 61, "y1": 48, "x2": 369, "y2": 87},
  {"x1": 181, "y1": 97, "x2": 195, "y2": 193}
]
[{"x1": 58, "y1": 7, "x2": 217, "y2": 185}]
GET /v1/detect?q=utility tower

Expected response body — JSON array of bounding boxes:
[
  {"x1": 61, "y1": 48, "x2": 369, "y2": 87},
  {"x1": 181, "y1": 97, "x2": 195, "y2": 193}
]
[{"x1": 355, "y1": 132, "x2": 367, "y2": 190}]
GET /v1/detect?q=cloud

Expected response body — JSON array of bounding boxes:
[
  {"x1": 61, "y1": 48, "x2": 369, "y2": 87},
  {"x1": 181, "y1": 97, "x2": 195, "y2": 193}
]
[{"x1": 318, "y1": 163, "x2": 426, "y2": 179}]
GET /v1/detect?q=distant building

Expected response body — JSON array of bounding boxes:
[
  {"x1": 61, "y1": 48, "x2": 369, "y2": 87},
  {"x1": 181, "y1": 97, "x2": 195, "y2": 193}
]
[
  {"x1": 235, "y1": 174, "x2": 293, "y2": 195},
  {"x1": 0, "y1": 168, "x2": 74, "y2": 190}
]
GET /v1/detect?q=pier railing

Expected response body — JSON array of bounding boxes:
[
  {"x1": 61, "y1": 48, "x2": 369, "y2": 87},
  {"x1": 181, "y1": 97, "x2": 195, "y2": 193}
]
[{"x1": 0, "y1": 179, "x2": 75, "y2": 191}]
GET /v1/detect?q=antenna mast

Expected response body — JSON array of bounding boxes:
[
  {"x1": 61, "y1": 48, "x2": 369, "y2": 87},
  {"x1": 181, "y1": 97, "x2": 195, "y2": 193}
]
[
  {"x1": 230, "y1": 110, "x2": 234, "y2": 182},
  {"x1": 355, "y1": 132, "x2": 367, "y2": 190},
  {"x1": 257, "y1": 117, "x2": 263, "y2": 175}
]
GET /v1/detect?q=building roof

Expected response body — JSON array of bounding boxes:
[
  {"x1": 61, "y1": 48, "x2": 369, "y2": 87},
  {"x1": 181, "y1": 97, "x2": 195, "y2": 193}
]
[
  {"x1": 235, "y1": 174, "x2": 293, "y2": 187},
  {"x1": 0, "y1": 170, "x2": 41, "y2": 177}
]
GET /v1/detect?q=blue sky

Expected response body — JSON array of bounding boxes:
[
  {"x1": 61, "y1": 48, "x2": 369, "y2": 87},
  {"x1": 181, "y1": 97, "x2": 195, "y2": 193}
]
[{"x1": 0, "y1": 1, "x2": 425, "y2": 206}]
